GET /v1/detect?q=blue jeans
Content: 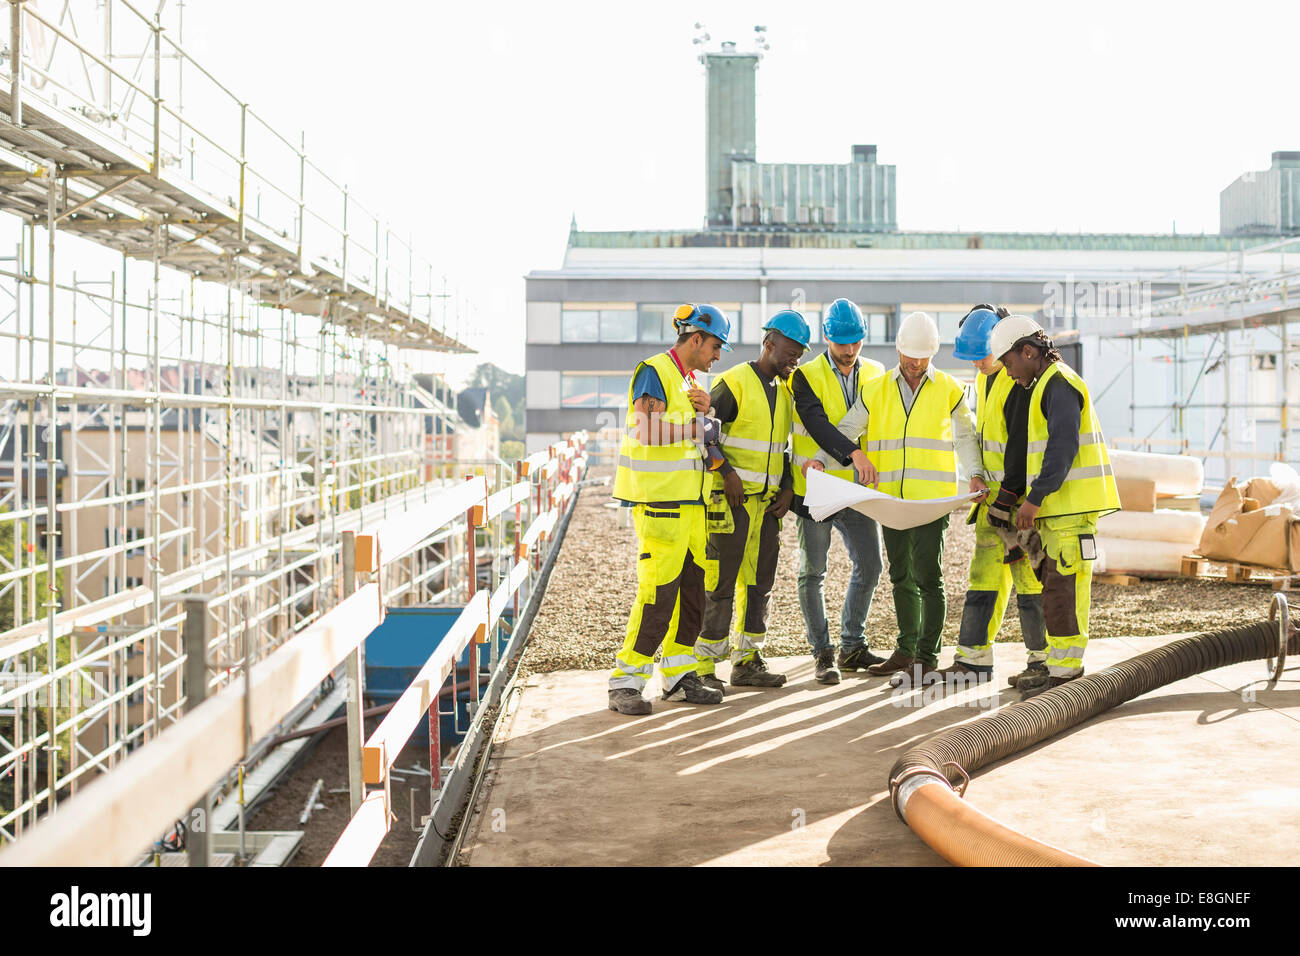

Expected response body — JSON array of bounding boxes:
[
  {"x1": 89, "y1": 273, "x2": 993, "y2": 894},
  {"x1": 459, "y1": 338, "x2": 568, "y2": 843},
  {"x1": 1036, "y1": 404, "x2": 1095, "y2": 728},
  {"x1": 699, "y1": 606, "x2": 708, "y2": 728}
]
[{"x1": 797, "y1": 509, "x2": 883, "y2": 655}]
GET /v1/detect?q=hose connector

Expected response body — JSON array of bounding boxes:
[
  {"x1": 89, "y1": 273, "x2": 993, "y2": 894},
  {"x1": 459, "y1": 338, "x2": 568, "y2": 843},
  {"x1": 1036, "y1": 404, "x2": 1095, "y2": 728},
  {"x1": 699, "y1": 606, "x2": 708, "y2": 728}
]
[{"x1": 889, "y1": 765, "x2": 951, "y2": 823}]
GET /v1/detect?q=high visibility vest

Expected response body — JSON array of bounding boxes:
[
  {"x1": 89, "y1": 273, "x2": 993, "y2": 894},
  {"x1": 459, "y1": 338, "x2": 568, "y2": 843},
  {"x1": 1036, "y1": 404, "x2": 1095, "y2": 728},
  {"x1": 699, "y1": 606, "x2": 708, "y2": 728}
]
[
  {"x1": 789, "y1": 352, "x2": 886, "y2": 496},
  {"x1": 1026, "y1": 361, "x2": 1120, "y2": 519},
  {"x1": 712, "y1": 362, "x2": 793, "y2": 498},
  {"x1": 612, "y1": 351, "x2": 706, "y2": 505},
  {"x1": 862, "y1": 369, "x2": 965, "y2": 500},
  {"x1": 975, "y1": 367, "x2": 1018, "y2": 496}
]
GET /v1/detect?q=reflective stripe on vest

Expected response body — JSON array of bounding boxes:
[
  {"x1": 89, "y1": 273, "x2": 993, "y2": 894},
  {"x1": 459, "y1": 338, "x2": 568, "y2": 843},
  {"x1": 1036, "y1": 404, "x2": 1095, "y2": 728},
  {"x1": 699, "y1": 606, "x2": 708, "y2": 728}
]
[
  {"x1": 862, "y1": 369, "x2": 965, "y2": 501},
  {"x1": 976, "y1": 368, "x2": 1017, "y2": 497},
  {"x1": 713, "y1": 361, "x2": 793, "y2": 497},
  {"x1": 1024, "y1": 362, "x2": 1121, "y2": 519},
  {"x1": 789, "y1": 352, "x2": 885, "y2": 496},
  {"x1": 611, "y1": 352, "x2": 706, "y2": 504}
]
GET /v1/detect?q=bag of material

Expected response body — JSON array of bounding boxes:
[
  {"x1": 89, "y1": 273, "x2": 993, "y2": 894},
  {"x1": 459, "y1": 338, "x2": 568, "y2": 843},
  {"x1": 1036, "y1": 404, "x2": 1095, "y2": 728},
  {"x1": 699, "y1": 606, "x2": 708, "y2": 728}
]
[{"x1": 1197, "y1": 477, "x2": 1300, "y2": 571}]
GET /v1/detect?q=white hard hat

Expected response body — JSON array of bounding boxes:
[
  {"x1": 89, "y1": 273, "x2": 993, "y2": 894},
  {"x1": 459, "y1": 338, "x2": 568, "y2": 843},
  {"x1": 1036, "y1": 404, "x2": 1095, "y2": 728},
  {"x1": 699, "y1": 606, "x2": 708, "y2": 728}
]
[
  {"x1": 988, "y1": 314, "x2": 1046, "y2": 361},
  {"x1": 895, "y1": 311, "x2": 940, "y2": 359}
]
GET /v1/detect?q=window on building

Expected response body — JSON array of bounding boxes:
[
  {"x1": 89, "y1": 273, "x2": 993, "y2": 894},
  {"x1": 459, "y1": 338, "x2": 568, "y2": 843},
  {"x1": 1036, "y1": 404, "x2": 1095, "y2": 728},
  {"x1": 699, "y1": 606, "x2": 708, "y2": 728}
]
[
  {"x1": 935, "y1": 311, "x2": 966, "y2": 344},
  {"x1": 638, "y1": 305, "x2": 677, "y2": 343},
  {"x1": 863, "y1": 311, "x2": 889, "y2": 343},
  {"x1": 561, "y1": 310, "x2": 599, "y2": 343},
  {"x1": 561, "y1": 374, "x2": 631, "y2": 409},
  {"x1": 105, "y1": 527, "x2": 146, "y2": 558},
  {"x1": 125, "y1": 477, "x2": 146, "y2": 506},
  {"x1": 105, "y1": 576, "x2": 145, "y2": 593},
  {"x1": 599, "y1": 310, "x2": 637, "y2": 342}
]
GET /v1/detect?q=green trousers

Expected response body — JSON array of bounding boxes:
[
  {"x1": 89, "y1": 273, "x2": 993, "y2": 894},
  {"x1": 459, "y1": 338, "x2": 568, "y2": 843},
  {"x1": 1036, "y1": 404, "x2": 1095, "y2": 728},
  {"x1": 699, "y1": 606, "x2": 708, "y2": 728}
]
[{"x1": 882, "y1": 515, "x2": 949, "y2": 667}]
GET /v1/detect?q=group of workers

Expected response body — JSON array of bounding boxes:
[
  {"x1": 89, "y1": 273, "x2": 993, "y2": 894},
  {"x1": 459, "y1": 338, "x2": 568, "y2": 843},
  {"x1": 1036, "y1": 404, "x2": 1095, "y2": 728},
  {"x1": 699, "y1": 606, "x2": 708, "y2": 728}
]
[{"x1": 607, "y1": 299, "x2": 1119, "y2": 717}]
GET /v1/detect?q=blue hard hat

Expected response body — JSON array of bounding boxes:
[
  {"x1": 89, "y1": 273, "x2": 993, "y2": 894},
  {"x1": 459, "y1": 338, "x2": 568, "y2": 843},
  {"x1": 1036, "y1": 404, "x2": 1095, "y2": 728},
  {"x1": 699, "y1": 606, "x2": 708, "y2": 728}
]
[
  {"x1": 762, "y1": 309, "x2": 811, "y2": 351},
  {"x1": 674, "y1": 303, "x2": 733, "y2": 351},
  {"x1": 822, "y1": 298, "x2": 865, "y2": 344},
  {"x1": 954, "y1": 307, "x2": 1001, "y2": 361}
]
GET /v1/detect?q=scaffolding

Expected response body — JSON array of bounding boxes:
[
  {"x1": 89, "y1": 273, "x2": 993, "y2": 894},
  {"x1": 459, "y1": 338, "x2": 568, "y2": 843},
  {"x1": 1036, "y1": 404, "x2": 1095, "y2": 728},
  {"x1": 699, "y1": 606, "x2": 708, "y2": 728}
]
[
  {"x1": 0, "y1": 0, "x2": 491, "y2": 849},
  {"x1": 1085, "y1": 235, "x2": 1300, "y2": 486}
]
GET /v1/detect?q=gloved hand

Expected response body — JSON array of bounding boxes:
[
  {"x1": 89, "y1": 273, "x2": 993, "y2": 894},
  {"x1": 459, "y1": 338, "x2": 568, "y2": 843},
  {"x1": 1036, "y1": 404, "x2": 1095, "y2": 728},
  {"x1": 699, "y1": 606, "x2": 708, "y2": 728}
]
[
  {"x1": 986, "y1": 487, "x2": 1019, "y2": 530},
  {"x1": 698, "y1": 416, "x2": 722, "y2": 445}
]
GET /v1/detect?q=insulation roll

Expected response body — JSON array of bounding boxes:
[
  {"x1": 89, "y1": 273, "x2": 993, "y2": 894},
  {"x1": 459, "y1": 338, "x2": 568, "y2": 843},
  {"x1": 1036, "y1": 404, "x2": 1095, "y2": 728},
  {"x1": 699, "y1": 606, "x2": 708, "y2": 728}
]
[
  {"x1": 1095, "y1": 536, "x2": 1188, "y2": 575},
  {"x1": 1097, "y1": 509, "x2": 1205, "y2": 545},
  {"x1": 1108, "y1": 450, "x2": 1203, "y2": 496}
]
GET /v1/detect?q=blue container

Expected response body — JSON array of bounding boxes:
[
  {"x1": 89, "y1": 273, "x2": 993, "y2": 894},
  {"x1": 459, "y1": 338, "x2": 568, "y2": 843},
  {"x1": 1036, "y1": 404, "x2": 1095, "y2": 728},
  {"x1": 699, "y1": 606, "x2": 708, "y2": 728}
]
[{"x1": 364, "y1": 604, "x2": 513, "y2": 748}]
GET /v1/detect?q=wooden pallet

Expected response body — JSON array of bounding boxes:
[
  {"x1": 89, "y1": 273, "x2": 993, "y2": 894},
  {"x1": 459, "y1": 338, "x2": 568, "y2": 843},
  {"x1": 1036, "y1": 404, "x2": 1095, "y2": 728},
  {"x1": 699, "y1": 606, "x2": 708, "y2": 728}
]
[{"x1": 1181, "y1": 553, "x2": 1298, "y2": 589}]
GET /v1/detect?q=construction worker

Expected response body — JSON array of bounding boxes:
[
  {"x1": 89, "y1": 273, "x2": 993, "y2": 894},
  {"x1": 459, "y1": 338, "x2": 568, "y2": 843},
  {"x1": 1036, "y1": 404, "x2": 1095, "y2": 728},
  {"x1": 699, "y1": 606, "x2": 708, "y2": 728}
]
[
  {"x1": 789, "y1": 298, "x2": 887, "y2": 685},
  {"x1": 608, "y1": 304, "x2": 733, "y2": 716},
  {"x1": 815, "y1": 311, "x2": 981, "y2": 683},
  {"x1": 695, "y1": 310, "x2": 808, "y2": 691},
  {"x1": 987, "y1": 315, "x2": 1120, "y2": 699},
  {"x1": 935, "y1": 305, "x2": 1048, "y2": 687}
]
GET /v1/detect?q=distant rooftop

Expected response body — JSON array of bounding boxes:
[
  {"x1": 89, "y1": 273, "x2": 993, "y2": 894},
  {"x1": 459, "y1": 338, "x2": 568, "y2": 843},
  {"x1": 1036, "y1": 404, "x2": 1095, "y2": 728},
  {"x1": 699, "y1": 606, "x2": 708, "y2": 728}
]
[{"x1": 568, "y1": 228, "x2": 1237, "y2": 253}]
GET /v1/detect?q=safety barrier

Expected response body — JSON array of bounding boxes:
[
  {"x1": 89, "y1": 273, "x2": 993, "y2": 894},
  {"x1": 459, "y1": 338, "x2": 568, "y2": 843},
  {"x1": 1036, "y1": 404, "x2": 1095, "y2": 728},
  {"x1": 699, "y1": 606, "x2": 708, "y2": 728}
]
[
  {"x1": 323, "y1": 433, "x2": 587, "y2": 867},
  {"x1": 0, "y1": 432, "x2": 587, "y2": 867}
]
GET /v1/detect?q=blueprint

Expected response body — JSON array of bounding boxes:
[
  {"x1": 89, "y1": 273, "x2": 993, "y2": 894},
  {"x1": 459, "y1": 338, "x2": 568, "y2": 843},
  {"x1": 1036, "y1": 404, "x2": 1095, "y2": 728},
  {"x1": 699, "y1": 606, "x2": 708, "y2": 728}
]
[{"x1": 803, "y1": 467, "x2": 980, "y2": 530}]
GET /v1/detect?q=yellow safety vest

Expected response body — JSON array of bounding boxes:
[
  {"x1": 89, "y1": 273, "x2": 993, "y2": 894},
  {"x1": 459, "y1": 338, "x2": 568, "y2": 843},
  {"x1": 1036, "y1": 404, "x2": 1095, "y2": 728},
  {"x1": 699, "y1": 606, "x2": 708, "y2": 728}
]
[
  {"x1": 975, "y1": 367, "x2": 1017, "y2": 496},
  {"x1": 1026, "y1": 361, "x2": 1120, "y2": 519},
  {"x1": 713, "y1": 362, "x2": 793, "y2": 498},
  {"x1": 789, "y1": 352, "x2": 886, "y2": 496},
  {"x1": 862, "y1": 369, "x2": 966, "y2": 500},
  {"x1": 612, "y1": 351, "x2": 706, "y2": 505}
]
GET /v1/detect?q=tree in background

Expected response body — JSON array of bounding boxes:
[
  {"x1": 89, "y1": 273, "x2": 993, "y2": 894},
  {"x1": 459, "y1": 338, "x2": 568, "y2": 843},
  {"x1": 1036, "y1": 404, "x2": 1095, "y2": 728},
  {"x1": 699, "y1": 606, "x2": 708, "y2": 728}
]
[{"x1": 470, "y1": 363, "x2": 524, "y2": 444}]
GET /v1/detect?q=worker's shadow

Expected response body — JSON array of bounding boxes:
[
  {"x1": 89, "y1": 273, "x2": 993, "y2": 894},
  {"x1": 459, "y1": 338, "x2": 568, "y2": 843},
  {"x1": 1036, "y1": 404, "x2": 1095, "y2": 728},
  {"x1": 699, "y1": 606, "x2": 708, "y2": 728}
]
[{"x1": 463, "y1": 664, "x2": 1034, "y2": 867}]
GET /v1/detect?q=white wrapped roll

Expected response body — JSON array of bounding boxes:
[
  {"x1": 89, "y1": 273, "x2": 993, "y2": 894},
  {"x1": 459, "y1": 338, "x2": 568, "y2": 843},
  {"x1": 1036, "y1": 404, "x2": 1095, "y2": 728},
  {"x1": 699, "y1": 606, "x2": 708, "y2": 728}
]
[
  {"x1": 1108, "y1": 449, "x2": 1203, "y2": 496},
  {"x1": 1097, "y1": 509, "x2": 1205, "y2": 546},
  {"x1": 1095, "y1": 537, "x2": 1189, "y2": 575}
]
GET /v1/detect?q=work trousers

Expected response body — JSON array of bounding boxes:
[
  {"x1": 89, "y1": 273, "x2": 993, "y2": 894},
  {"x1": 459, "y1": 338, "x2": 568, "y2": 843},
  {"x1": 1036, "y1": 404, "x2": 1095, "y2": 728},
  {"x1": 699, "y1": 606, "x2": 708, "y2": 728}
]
[
  {"x1": 697, "y1": 495, "x2": 781, "y2": 671},
  {"x1": 1038, "y1": 513, "x2": 1098, "y2": 678},
  {"x1": 882, "y1": 515, "x2": 949, "y2": 667},
  {"x1": 610, "y1": 502, "x2": 717, "y2": 694},
  {"x1": 796, "y1": 509, "x2": 883, "y2": 655},
  {"x1": 955, "y1": 503, "x2": 1047, "y2": 671}
]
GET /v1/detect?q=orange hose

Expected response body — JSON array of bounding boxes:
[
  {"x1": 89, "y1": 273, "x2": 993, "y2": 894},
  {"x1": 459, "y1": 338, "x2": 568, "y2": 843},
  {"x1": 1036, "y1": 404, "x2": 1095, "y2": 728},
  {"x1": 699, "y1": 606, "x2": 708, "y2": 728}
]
[{"x1": 904, "y1": 783, "x2": 1097, "y2": 867}]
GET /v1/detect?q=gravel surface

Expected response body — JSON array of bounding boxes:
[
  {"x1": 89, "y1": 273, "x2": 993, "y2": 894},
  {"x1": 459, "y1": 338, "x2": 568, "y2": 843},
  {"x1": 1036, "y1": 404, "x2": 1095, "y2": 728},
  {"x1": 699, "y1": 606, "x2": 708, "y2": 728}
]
[{"x1": 520, "y1": 467, "x2": 1272, "y2": 675}]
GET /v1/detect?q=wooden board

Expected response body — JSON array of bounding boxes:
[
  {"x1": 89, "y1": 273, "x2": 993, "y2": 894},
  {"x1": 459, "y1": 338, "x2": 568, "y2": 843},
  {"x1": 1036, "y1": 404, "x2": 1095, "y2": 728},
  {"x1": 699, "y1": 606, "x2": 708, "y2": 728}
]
[{"x1": 1094, "y1": 572, "x2": 1141, "y2": 586}]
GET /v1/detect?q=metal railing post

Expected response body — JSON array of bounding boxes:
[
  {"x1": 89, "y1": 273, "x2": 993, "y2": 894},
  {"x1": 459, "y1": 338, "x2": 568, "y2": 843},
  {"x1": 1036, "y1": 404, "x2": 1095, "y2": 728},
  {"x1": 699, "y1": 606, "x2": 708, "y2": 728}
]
[
  {"x1": 183, "y1": 596, "x2": 212, "y2": 868},
  {"x1": 238, "y1": 103, "x2": 247, "y2": 241},
  {"x1": 151, "y1": 15, "x2": 161, "y2": 174},
  {"x1": 342, "y1": 530, "x2": 364, "y2": 816},
  {"x1": 9, "y1": 0, "x2": 22, "y2": 127}
]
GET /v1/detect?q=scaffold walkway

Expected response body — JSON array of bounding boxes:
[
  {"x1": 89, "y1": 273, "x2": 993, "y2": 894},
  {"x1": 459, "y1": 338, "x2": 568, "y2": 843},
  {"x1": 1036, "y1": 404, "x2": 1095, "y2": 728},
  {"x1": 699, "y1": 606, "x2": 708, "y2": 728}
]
[{"x1": 0, "y1": 0, "x2": 466, "y2": 351}]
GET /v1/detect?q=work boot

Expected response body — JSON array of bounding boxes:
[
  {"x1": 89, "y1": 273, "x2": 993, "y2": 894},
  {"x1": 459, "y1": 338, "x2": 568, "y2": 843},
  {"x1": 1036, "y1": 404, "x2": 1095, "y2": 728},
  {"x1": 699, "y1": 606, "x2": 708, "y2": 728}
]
[
  {"x1": 699, "y1": 671, "x2": 727, "y2": 695},
  {"x1": 838, "y1": 644, "x2": 886, "y2": 672},
  {"x1": 936, "y1": 659, "x2": 991, "y2": 682},
  {"x1": 814, "y1": 647, "x2": 841, "y2": 685},
  {"x1": 608, "y1": 688, "x2": 652, "y2": 716},
  {"x1": 1008, "y1": 660, "x2": 1049, "y2": 689},
  {"x1": 867, "y1": 649, "x2": 915, "y2": 676},
  {"x1": 731, "y1": 652, "x2": 788, "y2": 688},
  {"x1": 1018, "y1": 670, "x2": 1084, "y2": 701},
  {"x1": 889, "y1": 660, "x2": 943, "y2": 690},
  {"x1": 662, "y1": 672, "x2": 724, "y2": 705}
]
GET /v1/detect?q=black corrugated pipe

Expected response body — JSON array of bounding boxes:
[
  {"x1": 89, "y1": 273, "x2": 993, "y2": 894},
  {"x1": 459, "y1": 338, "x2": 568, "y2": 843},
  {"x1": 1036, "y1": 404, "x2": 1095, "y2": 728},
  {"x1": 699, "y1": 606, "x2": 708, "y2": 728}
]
[{"x1": 889, "y1": 600, "x2": 1294, "y2": 866}]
